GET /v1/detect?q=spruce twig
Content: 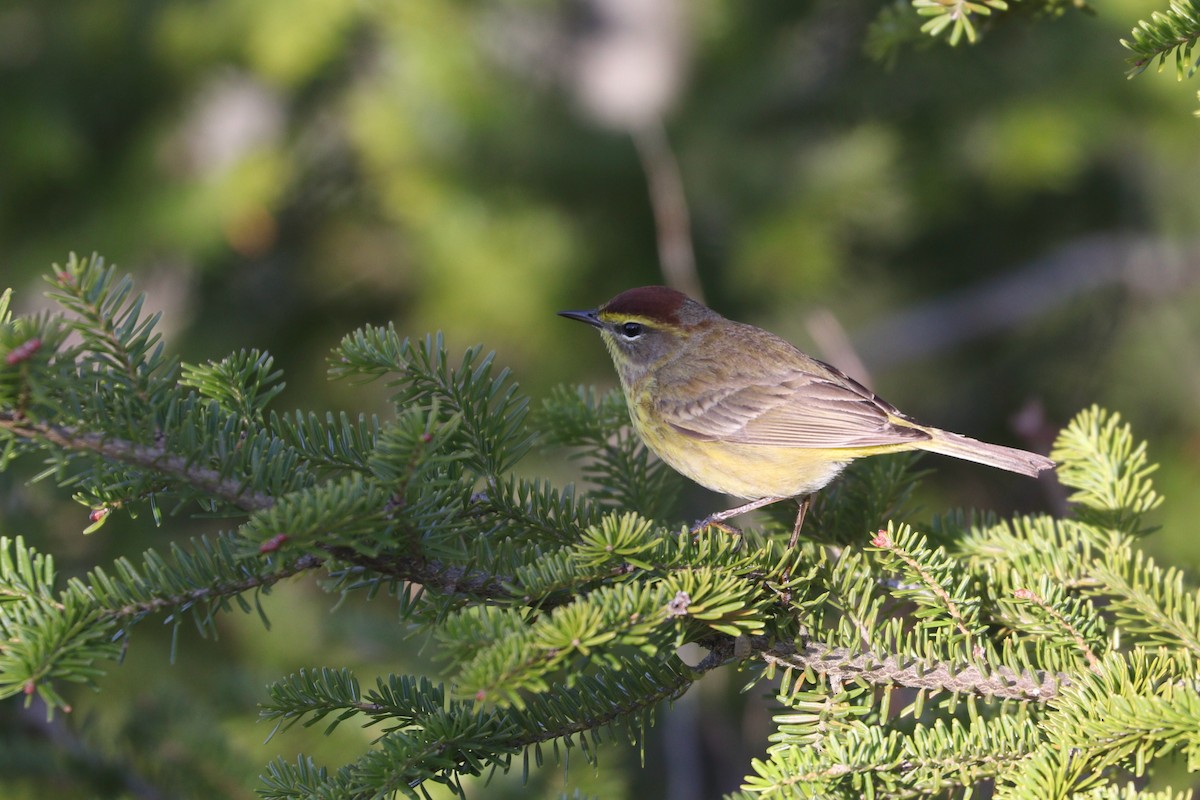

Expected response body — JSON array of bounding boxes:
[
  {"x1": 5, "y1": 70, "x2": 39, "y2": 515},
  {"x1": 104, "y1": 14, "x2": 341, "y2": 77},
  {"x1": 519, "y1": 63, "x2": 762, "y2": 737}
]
[
  {"x1": 0, "y1": 412, "x2": 273, "y2": 512},
  {"x1": 100, "y1": 554, "x2": 323, "y2": 622},
  {"x1": 1012, "y1": 587, "x2": 1101, "y2": 670},
  {"x1": 698, "y1": 637, "x2": 1067, "y2": 702}
]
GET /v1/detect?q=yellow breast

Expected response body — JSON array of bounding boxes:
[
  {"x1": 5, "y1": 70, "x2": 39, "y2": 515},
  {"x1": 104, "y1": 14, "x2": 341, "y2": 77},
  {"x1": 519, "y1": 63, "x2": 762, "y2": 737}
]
[{"x1": 628, "y1": 391, "x2": 849, "y2": 500}]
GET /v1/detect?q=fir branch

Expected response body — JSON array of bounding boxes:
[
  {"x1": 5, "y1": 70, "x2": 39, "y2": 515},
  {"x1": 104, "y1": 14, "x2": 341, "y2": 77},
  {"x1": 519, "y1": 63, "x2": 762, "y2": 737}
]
[
  {"x1": 1051, "y1": 405, "x2": 1162, "y2": 535},
  {"x1": 1040, "y1": 649, "x2": 1200, "y2": 768},
  {"x1": 1122, "y1": 0, "x2": 1200, "y2": 78},
  {"x1": 271, "y1": 410, "x2": 380, "y2": 473},
  {"x1": 321, "y1": 547, "x2": 509, "y2": 600},
  {"x1": 0, "y1": 536, "x2": 120, "y2": 709},
  {"x1": 1089, "y1": 547, "x2": 1200, "y2": 656},
  {"x1": 539, "y1": 386, "x2": 682, "y2": 520},
  {"x1": 454, "y1": 581, "x2": 674, "y2": 707},
  {"x1": 1002, "y1": 649, "x2": 1200, "y2": 799},
  {"x1": 0, "y1": 414, "x2": 519, "y2": 606},
  {"x1": 42, "y1": 256, "x2": 168, "y2": 404},
  {"x1": 0, "y1": 408, "x2": 521, "y2": 608},
  {"x1": 737, "y1": 713, "x2": 1042, "y2": 799},
  {"x1": 466, "y1": 479, "x2": 603, "y2": 548},
  {"x1": 97, "y1": 553, "x2": 323, "y2": 623},
  {"x1": 913, "y1": 0, "x2": 1011, "y2": 45},
  {"x1": 262, "y1": 659, "x2": 695, "y2": 798},
  {"x1": 331, "y1": 330, "x2": 534, "y2": 478},
  {"x1": 179, "y1": 349, "x2": 285, "y2": 424},
  {"x1": 1012, "y1": 587, "x2": 1101, "y2": 669},
  {"x1": 0, "y1": 412, "x2": 274, "y2": 512},
  {"x1": 505, "y1": 657, "x2": 693, "y2": 750},
  {"x1": 710, "y1": 638, "x2": 1067, "y2": 702},
  {"x1": 869, "y1": 524, "x2": 983, "y2": 658},
  {"x1": 817, "y1": 546, "x2": 885, "y2": 652},
  {"x1": 796, "y1": 452, "x2": 926, "y2": 545},
  {"x1": 9, "y1": 257, "x2": 1200, "y2": 798}
]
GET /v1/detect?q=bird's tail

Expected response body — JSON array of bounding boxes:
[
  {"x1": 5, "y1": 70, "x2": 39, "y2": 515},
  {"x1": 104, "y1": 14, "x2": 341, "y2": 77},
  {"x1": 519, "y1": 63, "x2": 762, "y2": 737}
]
[{"x1": 918, "y1": 428, "x2": 1055, "y2": 478}]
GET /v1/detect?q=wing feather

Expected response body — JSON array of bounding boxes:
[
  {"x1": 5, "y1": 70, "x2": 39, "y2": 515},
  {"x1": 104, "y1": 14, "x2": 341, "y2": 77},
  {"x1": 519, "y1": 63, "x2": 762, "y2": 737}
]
[{"x1": 658, "y1": 353, "x2": 928, "y2": 450}]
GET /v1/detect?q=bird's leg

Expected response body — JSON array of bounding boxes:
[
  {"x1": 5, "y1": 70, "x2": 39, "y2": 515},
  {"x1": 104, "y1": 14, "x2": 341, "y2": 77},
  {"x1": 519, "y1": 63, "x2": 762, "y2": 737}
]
[
  {"x1": 788, "y1": 496, "x2": 811, "y2": 549},
  {"x1": 691, "y1": 495, "x2": 790, "y2": 535},
  {"x1": 780, "y1": 495, "x2": 812, "y2": 606}
]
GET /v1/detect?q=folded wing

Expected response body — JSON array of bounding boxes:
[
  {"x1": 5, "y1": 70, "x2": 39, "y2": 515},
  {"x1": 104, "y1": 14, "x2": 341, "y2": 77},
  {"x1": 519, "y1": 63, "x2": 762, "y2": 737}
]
[{"x1": 658, "y1": 357, "x2": 929, "y2": 450}]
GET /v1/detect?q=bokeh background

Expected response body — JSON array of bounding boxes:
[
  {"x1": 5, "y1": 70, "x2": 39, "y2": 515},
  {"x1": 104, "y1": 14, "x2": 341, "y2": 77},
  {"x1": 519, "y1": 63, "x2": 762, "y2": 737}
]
[{"x1": 3, "y1": 0, "x2": 1200, "y2": 797}]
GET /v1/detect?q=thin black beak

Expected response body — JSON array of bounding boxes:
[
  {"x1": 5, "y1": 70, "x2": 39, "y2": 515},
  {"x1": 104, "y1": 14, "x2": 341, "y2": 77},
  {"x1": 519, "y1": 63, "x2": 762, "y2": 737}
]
[{"x1": 557, "y1": 309, "x2": 603, "y2": 328}]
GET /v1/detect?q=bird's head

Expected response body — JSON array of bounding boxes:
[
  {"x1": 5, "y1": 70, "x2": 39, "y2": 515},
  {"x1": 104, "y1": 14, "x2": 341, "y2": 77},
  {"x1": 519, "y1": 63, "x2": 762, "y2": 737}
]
[{"x1": 558, "y1": 286, "x2": 716, "y2": 386}]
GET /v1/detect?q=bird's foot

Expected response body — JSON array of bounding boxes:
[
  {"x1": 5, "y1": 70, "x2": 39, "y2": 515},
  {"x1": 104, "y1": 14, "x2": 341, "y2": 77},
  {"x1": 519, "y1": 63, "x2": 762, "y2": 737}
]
[
  {"x1": 690, "y1": 496, "x2": 790, "y2": 538},
  {"x1": 690, "y1": 516, "x2": 743, "y2": 537}
]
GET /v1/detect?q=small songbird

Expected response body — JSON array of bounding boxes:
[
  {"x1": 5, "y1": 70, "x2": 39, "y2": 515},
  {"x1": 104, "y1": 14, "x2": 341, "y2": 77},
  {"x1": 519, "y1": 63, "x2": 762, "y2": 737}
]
[{"x1": 559, "y1": 286, "x2": 1054, "y2": 541}]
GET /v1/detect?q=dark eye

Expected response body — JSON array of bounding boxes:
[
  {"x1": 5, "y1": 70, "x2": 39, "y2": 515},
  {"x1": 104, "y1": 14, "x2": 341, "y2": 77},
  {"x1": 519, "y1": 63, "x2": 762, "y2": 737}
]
[{"x1": 620, "y1": 322, "x2": 644, "y2": 338}]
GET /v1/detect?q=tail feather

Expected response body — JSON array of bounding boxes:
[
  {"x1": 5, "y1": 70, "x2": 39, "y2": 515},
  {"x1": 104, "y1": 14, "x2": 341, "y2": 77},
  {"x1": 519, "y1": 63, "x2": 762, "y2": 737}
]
[{"x1": 918, "y1": 428, "x2": 1055, "y2": 478}]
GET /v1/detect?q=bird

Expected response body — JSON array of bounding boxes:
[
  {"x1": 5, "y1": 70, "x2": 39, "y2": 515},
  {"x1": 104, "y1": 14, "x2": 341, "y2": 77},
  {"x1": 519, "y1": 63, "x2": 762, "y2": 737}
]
[{"x1": 559, "y1": 285, "x2": 1054, "y2": 543}]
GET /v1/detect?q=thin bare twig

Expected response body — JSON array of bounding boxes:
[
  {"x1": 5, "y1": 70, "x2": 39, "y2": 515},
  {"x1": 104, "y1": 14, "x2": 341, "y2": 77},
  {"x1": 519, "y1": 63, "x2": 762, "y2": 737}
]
[
  {"x1": 17, "y1": 701, "x2": 177, "y2": 800},
  {"x1": 805, "y1": 307, "x2": 874, "y2": 390},
  {"x1": 854, "y1": 234, "x2": 1200, "y2": 366},
  {"x1": 632, "y1": 121, "x2": 704, "y2": 301}
]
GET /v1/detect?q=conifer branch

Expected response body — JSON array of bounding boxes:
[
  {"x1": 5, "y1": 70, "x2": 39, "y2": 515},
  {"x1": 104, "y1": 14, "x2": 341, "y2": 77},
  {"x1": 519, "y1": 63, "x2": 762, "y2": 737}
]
[
  {"x1": 700, "y1": 637, "x2": 1067, "y2": 702},
  {"x1": 1122, "y1": 0, "x2": 1200, "y2": 78},
  {"x1": 6, "y1": 258, "x2": 1200, "y2": 797},
  {"x1": 913, "y1": 0, "x2": 1011, "y2": 46},
  {"x1": 0, "y1": 412, "x2": 273, "y2": 512},
  {"x1": 0, "y1": 405, "x2": 521, "y2": 607},
  {"x1": 871, "y1": 527, "x2": 978, "y2": 648},
  {"x1": 101, "y1": 554, "x2": 323, "y2": 622},
  {"x1": 321, "y1": 548, "x2": 510, "y2": 600},
  {"x1": 1012, "y1": 587, "x2": 1101, "y2": 669},
  {"x1": 505, "y1": 664, "x2": 690, "y2": 750},
  {"x1": 0, "y1": 419, "x2": 512, "y2": 604}
]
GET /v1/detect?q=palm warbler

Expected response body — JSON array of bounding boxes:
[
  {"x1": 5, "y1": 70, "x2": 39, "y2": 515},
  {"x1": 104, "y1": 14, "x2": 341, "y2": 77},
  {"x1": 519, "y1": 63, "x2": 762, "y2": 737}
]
[{"x1": 560, "y1": 286, "x2": 1054, "y2": 538}]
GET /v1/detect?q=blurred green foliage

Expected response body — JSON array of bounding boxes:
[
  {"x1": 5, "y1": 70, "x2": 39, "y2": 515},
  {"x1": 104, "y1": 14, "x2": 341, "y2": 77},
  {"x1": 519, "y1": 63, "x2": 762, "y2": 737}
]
[{"x1": 2, "y1": 0, "x2": 1200, "y2": 797}]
